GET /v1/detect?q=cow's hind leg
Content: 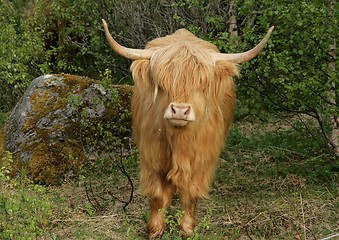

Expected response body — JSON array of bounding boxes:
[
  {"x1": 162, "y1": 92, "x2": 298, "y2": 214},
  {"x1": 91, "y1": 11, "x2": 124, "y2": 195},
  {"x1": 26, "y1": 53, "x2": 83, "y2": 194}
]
[
  {"x1": 147, "y1": 179, "x2": 173, "y2": 238},
  {"x1": 179, "y1": 193, "x2": 197, "y2": 237}
]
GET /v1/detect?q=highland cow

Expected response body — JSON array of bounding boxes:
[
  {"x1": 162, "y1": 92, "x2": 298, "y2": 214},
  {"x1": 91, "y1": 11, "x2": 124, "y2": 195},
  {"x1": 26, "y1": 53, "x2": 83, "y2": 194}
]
[{"x1": 102, "y1": 19, "x2": 273, "y2": 238}]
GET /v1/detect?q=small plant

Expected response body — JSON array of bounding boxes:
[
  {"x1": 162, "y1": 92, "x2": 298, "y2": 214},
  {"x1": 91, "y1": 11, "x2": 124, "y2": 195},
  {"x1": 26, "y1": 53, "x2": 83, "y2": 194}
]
[
  {"x1": 160, "y1": 206, "x2": 213, "y2": 239},
  {"x1": 166, "y1": 209, "x2": 184, "y2": 235},
  {"x1": 160, "y1": 208, "x2": 184, "y2": 239},
  {"x1": 99, "y1": 68, "x2": 120, "y2": 99},
  {"x1": 0, "y1": 151, "x2": 56, "y2": 239},
  {"x1": 0, "y1": 151, "x2": 12, "y2": 181}
]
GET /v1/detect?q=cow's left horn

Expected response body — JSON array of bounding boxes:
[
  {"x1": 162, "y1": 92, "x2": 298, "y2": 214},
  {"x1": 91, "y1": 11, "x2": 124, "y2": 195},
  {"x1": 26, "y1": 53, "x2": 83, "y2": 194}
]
[
  {"x1": 212, "y1": 26, "x2": 274, "y2": 64},
  {"x1": 102, "y1": 19, "x2": 154, "y2": 60}
]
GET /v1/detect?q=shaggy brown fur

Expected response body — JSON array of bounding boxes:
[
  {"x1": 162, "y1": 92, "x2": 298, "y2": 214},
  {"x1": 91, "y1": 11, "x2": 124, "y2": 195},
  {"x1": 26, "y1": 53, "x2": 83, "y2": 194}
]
[{"x1": 130, "y1": 29, "x2": 239, "y2": 238}]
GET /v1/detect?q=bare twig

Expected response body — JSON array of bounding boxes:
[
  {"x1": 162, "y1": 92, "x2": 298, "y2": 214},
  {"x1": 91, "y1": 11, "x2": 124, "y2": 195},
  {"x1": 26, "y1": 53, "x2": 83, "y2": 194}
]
[
  {"x1": 266, "y1": 146, "x2": 306, "y2": 158},
  {"x1": 108, "y1": 146, "x2": 134, "y2": 212},
  {"x1": 53, "y1": 215, "x2": 120, "y2": 224},
  {"x1": 84, "y1": 180, "x2": 103, "y2": 212},
  {"x1": 244, "y1": 212, "x2": 264, "y2": 226},
  {"x1": 320, "y1": 233, "x2": 339, "y2": 240},
  {"x1": 104, "y1": 186, "x2": 127, "y2": 204}
]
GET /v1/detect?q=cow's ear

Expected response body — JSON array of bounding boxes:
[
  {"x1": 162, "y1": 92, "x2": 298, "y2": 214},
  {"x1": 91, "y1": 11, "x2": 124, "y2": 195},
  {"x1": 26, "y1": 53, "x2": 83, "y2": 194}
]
[
  {"x1": 214, "y1": 61, "x2": 239, "y2": 79},
  {"x1": 130, "y1": 60, "x2": 152, "y2": 88}
]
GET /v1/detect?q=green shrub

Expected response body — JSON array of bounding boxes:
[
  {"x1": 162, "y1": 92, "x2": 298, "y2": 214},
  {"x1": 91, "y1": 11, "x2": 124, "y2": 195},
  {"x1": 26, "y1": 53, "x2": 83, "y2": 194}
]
[{"x1": 0, "y1": 1, "x2": 51, "y2": 112}]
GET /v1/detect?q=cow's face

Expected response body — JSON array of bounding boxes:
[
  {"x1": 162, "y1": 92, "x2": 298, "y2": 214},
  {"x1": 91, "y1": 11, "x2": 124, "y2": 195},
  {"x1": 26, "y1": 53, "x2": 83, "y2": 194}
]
[{"x1": 149, "y1": 44, "x2": 216, "y2": 127}]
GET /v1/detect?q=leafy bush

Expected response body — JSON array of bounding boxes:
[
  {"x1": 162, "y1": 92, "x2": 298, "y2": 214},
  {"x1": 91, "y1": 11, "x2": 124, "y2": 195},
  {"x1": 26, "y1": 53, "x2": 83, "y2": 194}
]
[
  {"x1": 0, "y1": 1, "x2": 50, "y2": 112},
  {"x1": 233, "y1": 0, "x2": 338, "y2": 153}
]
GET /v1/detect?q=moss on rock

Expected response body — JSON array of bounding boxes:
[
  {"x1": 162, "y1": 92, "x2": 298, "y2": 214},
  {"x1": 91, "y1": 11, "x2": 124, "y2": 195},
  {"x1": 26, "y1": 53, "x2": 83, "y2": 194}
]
[{"x1": 4, "y1": 74, "x2": 133, "y2": 185}]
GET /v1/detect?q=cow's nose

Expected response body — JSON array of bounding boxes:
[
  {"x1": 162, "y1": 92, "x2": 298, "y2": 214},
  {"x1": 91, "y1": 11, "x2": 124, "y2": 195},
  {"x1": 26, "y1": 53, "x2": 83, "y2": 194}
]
[
  {"x1": 164, "y1": 102, "x2": 196, "y2": 122},
  {"x1": 171, "y1": 103, "x2": 191, "y2": 118}
]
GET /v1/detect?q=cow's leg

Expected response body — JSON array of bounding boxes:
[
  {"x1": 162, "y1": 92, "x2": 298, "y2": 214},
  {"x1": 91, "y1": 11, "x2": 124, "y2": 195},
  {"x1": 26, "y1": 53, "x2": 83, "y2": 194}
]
[
  {"x1": 146, "y1": 177, "x2": 173, "y2": 238},
  {"x1": 179, "y1": 192, "x2": 197, "y2": 236}
]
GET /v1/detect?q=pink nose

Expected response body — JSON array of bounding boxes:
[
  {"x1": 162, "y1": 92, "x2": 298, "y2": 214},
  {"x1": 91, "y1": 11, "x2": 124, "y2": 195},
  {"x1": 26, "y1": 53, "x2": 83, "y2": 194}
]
[
  {"x1": 171, "y1": 103, "x2": 191, "y2": 118},
  {"x1": 164, "y1": 102, "x2": 196, "y2": 122}
]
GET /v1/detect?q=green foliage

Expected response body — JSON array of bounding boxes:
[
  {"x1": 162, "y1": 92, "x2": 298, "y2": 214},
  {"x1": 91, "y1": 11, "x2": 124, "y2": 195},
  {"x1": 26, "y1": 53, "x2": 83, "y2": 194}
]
[
  {"x1": 156, "y1": 209, "x2": 181, "y2": 238},
  {"x1": 160, "y1": 207, "x2": 214, "y2": 240},
  {"x1": 0, "y1": 0, "x2": 50, "y2": 111},
  {"x1": 0, "y1": 113, "x2": 7, "y2": 128},
  {"x1": 99, "y1": 68, "x2": 120, "y2": 99},
  {"x1": 233, "y1": 0, "x2": 338, "y2": 152},
  {"x1": 0, "y1": 151, "x2": 56, "y2": 239},
  {"x1": 0, "y1": 151, "x2": 12, "y2": 181},
  {"x1": 0, "y1": 0, "x2": 132, "y2": 112}
]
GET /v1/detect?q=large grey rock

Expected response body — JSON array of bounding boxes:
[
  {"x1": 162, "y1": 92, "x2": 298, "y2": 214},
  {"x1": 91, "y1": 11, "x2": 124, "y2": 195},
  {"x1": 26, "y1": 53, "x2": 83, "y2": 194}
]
[{"x1": 4, "y1": 74, "x2": 133, "y2": 184}]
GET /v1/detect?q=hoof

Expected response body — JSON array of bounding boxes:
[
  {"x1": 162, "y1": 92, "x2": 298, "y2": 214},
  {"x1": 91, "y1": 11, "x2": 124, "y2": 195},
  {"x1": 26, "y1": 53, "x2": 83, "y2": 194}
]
[
  {"x1": 147, "y1": 219, "x2": 165, "y2": 239},
  {"x1": 179, "y1": 224, "x2": 194, "y2": 237},
  {"x1": 179, "y1": 215, "x2": 196, "y2": 237}
]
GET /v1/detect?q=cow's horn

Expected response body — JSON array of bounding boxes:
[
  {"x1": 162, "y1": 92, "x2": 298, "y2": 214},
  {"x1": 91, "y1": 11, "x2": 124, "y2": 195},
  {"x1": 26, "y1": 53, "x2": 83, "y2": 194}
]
[
  {"x1": 212, "y1": 26, "x2": 274, "y2": 64},
  {"x1": 102, "y1": 19, "x2": 154, "y2": 60}
]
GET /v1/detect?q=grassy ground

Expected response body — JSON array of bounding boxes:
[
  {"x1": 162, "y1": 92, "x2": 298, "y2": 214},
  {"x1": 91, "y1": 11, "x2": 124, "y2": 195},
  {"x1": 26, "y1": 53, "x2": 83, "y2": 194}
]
[{"x1": 1, "y1": 119, "x2": 338, "y2": 239}]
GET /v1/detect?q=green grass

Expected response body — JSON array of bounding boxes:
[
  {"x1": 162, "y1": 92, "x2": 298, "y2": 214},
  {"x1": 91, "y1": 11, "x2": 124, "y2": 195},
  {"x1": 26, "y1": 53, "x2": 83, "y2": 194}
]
[
  {"x1": 0, "y1": 153, "x2": 63, "y2": 240},
  {"x1": 0, "y1": 119, "x2": 338, "y2": 239},
  {"x1": 210, "y1": 120, "x2": 338, "y2": 239}
]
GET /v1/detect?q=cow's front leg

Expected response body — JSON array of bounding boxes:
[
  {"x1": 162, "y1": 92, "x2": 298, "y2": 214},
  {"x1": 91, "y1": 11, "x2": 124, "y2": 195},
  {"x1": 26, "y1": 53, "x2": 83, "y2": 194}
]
[
  {"x1": 147, "y1": 197, "x2": 167, "y2": 238},
  {"x1": 179, "y1": 193, "x2": 197, "y2": 237},
  {"x1": 147, "y1": 182, "x2": 173, "y2": 238}
]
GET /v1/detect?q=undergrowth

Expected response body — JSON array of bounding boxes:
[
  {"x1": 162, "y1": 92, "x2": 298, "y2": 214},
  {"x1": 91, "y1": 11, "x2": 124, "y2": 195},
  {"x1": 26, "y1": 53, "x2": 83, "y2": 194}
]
[
  {"x1": 0, "y1": 151, "x2": 63, "y2": 239},
  {"x1": 0, "y1": 118, "x2": 338, "y2": 239}
]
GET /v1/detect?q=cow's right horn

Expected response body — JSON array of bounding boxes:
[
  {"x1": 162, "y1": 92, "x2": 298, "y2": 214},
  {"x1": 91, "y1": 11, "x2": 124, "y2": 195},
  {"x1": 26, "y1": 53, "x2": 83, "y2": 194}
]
[{"x1": 102, "y1": 19, "x2": 154, "y2": 60}]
